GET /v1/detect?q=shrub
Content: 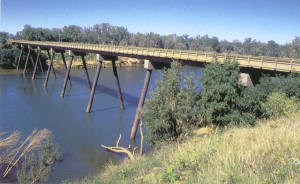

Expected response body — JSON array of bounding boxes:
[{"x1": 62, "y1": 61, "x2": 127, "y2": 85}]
[
  {"x1": 237, "y1": 80, "x2": 272, "y2": 120},
  {"x1": 277, "y1": 74, "x2": 300, "y2": 98},
  {"x1": 199, "y1": 58, "x2": 248, "y2": 126},
  {"x1": 16, "y1": 138, "x2": 62, "y2": 184},
  {"x1": 254, "y1": 74, "x2": 300, "y2": 99},
  {"x1": 0, "y1": 48, "x2": 18, "y2": 65},
  {"x1": 142, "y1": 61, "x2": 202, "y2": 146},
  {"x1": 238, "y1": 74, "x2": 300, "y2": 121},
  {"x1": 262, "y1": 92, "x2": 297, "y2": 119}
]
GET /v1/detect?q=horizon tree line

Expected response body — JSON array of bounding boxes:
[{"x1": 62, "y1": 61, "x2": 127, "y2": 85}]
[{"x1": 1, "y1": 23, "x2": 300, "y2": 59}]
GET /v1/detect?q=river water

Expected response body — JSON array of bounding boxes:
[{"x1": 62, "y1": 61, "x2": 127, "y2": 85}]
[{"x1": 0, "y1": 65, "x2": 202, "y2": 183}]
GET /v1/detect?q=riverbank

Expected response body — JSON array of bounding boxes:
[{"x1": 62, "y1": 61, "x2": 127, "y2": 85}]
[
  {"x1": 65, "y1": 113, "x2": 300, "y2": 183},
  {"x1": 0, "y1": 67, "x2": 22, "y2": 75},
  {"x1": 0, "y1": 56, "x2": 142, "y2": 74},
  {"x1": 51, "y1": 56, "x2": 143, "y2": 69}
]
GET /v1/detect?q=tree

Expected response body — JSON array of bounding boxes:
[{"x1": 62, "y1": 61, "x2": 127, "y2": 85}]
[
  {"x1": 0, "y1": 32, "x2": 9, "y2": 47},
  {"x1": 81, "y1": 27, "x2": 98, "y2": 43},
  {"x1": 217, "y1": 40, "x2": 234, "y2": 53},
  {"x1": 142, "y1": 61, "x2": 202, "y2": 145},
  {"x1": 111, "y1": 26, "x2": 129, "y2": 45},
  {"x1": 200, "y1": 58, "x2": 244, "y2": 126},
  {"x1": 5, "y1": 23, "x2": 300, "y2": 59},
  {"x1": 61, "y1": 25, "x2": 82, "y2": 42},
  {"x1": 290, "y1": 37, "x2": 300, "y2": 58},
  {"x1": 50, "y1": 28, "x2": 62, "y2": 41},
  {"x1": 98, "y1": 23, "x2": 112, "y2": 44},
  {"x1": 266, "y1": 40, "x2": 279, "y2": 57}
]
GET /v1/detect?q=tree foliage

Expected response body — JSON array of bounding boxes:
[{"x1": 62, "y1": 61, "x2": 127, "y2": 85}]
[
  {"x1": 142, "y1": 58, "x2": 300, "y2": 145},
  {"x1": 262, "y1": 92, "x2": 297, "y2": 119},
  {"x1": 142, "y1": 61, "x2": 202, "y2": 146},
  {"x1": 0, "y1": 32, "x2": 18, "y2": 66},
  {"x1": 10, "y1": 23, "x2": 300, "y2": 59},
  {"x1": 199, "y1": 58, "x2": 249, "y2": 126}
]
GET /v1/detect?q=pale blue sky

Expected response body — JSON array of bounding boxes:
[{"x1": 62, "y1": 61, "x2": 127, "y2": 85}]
[{"x1": 1, "y1": 0, "x2": 299, "y2": 44}]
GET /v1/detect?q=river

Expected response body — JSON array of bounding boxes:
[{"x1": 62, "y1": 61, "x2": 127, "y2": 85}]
[{"x1": 0, "y1": 65, "x2": 202, "y2": 183}]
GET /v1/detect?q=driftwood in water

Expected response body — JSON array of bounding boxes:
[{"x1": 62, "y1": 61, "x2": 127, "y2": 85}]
[
  {"x1": 101, "y1": 121, "x2": 144, "y2": 160},
  {"x1": 101, "y1": 134, "x2": 136, "y2": 160},
  {"x1": 139, "y1": 121, "x2": 144, "y2": 155}
]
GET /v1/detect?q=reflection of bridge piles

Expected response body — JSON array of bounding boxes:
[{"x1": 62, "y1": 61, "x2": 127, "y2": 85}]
[{"x1": 11, "y1": 40, "x2": 300, "y2": 140}]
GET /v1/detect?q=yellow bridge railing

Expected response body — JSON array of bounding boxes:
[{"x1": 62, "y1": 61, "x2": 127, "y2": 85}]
[{"x1": 11, "y1": 40, "x2": 300, "y2": 73}]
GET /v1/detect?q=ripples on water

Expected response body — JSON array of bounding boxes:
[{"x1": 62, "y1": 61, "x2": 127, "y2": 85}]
[{"x1": 0, "y1": 65, "x2": 202, "y2": 183}]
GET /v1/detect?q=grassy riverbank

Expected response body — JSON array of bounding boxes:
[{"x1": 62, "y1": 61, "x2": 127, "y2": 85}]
[{"x1": 64, "y1": 113, "x2": 300, "y2": 184}]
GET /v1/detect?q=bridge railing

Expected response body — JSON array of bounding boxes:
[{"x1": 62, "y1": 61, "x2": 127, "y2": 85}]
[{"x1": 11, "y1": 40, "x2": 300, "y2": 73}]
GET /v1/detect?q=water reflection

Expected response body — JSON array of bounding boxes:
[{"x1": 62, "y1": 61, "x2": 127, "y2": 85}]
[{"x1": 0, "y1": 65, "x2": 202, "y2": 183}]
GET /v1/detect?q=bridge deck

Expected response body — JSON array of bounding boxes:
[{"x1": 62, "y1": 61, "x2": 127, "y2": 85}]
[{"x1": 11, "y1": 40, "x2": 300, "y2": 73}]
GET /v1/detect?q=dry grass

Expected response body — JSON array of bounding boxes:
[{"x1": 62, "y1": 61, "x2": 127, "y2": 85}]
[
  {"x1": 0, "y1": 131, "x2": 21, "y2": 149},
  {"x1": 1, "y1": 129, "x2": 52, "y2": 178},
  {"x1": 67, "y1": 113, "x2": 300, "y2": 184},
  {"x1": 0, "y1": 131, "x2": 21, "y2": 165}
]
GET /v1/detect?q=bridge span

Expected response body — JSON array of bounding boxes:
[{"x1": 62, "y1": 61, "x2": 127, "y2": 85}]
[{"x1": 10, "y1": 40, "x2": 300, "y2": 139}]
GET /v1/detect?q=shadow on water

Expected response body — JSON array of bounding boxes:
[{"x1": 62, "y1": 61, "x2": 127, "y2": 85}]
[
  {"x1": 67, "y1": 74, "x2": 139, "y2": 105},
  {"x1": 0, "y1": 66, "x2": 202, "y2": 183}
]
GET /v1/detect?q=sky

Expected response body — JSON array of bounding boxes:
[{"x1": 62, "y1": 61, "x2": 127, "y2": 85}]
[{"x1": 1, "y1": 0, "x2": 299, "y2": 44}]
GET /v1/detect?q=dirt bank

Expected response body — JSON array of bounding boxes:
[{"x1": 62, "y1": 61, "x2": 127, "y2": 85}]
[{"x1": 51, "y1": 56, "x2": 143, "y2": 69}]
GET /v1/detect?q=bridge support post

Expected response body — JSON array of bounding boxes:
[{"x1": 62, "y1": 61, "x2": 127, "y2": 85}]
[
  {"x1": 61, "y1": 52, "x2": 72, "y2": 86},
  {"x1": 39, "y1": 53, "x2": 45, "y2": 75},
  {"x1": 16, "y1": 46, "x2": 24, "y2": 70},
  {"x1": 32, "y1": 48, "x2": 41, "y2": 80},
  {"x1": 44, "y1": 49, "x2": 55, "y2": 88},
  {"x1": 130, "y1": 60, "x2": 153, "y2": 140},
  {"x1": 86, "y1": 54, "x2": 103, "y2": 113},
  {"x1": 60, "y1": 51, "x2": 74, "y2": 98},
  {"x1": 29, "y1": 52, "x2": 35, "y2": 69},
  {"x1": 112, "y1": 59, "x2": 125, "y2": 110},
  {"x1": 47, "y1": 50, "x2": 57, "y2": 78},
  {"x1": 23, "y1": 48, "x2": 31, "y2": 75},
  {"x1": 81, "y1": 55, "x2": 92, "y2": 90}
]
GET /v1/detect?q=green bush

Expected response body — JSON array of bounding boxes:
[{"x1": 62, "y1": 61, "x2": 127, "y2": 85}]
[
  {"x1": 0, "y1": 48, "x2": 18, "y2": 64},
  {"x1": 262, "y1": 92, "x2": 297, "y2": 119},
  {"x1": 276, "y1": 74, "x2": 300, "y2": 98},
  {"x1": 199, "y1": 58, "x2": 250, "y2": 126},
  {"x1": 143, "y1": 59, "x2": 300, "y2": 146},
  {"x1": 142, "y1": 61, "x2": 202, "y2": 146},
  {"x1": 238, "y1": 74, "x2": 300, "y2": 121},
  {"x1": 237, "y1": 79, "x2": 273, "y2": 120}
]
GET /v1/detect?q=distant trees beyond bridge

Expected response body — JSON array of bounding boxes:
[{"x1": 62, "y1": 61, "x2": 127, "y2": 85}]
[{"x1": 3, "y1": 23, "x2": 298, "y2": 59}]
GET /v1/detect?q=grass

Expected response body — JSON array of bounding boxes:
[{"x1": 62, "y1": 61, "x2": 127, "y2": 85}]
[
  {"x1": 0, "y1": 131, "x2": 21, "y2": 165},
  {"x1": 0, "y1": 129, "x2": 52, "y2": 180},
  {"x1": 65, "y1": 113, "x2": 300, "y2": 184}
]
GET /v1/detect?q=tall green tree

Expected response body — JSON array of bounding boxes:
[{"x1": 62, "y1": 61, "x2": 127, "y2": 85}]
[{"x1": 200, "y1": 58, "x2": 244, "y2": 126}]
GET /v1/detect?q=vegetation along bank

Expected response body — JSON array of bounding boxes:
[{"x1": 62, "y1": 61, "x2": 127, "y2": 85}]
[{"x1": 60, "y1": 58, "x2": 300, "y2": 183}]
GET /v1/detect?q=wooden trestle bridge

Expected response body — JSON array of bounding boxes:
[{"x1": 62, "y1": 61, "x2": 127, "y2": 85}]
[{"x1": 9, "y1": 40, "x2": 300, "y2": 139}]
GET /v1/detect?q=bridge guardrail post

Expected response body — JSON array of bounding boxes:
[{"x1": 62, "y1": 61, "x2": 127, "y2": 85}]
[{"x1": 290, "y1": 59, "x2": 294, "y2": 72}]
